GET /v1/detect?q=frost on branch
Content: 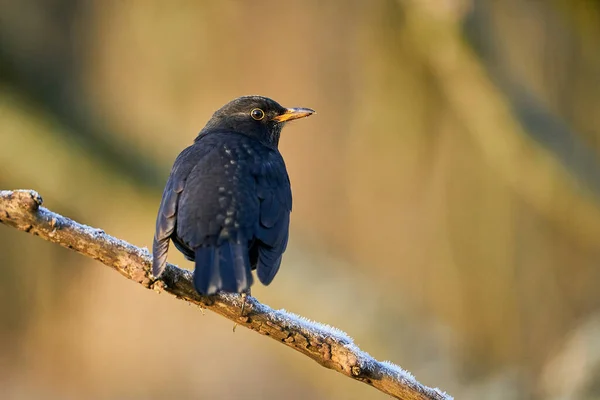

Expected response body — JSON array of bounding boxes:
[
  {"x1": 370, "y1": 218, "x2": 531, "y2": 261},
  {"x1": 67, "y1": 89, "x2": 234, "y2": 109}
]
[{"x1": 0, "y1": 189, "x2": 452, "y2": 400}]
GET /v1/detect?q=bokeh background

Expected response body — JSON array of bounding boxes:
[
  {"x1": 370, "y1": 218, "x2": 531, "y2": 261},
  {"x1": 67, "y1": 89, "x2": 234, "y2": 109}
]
[{"x1": 1, "y1": 1, "x2": 600, "y2": 399}]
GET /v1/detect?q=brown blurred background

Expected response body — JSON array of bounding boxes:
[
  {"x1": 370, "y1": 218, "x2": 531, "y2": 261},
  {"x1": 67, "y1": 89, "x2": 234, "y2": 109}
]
[{"x1": 1, "y1": 0, "x2": 600, "y2": 399}]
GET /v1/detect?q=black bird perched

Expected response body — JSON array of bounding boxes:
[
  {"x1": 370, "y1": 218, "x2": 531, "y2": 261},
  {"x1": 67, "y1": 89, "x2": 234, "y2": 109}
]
[{"x1": 152, "y1": 96, "x2": 314, "y2": 297}]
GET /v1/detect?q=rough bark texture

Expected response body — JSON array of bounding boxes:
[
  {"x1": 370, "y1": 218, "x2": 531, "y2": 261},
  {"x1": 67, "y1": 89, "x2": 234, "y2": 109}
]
[{"x1": 0, "y1": 189, "x2": 452, "y2": 400}]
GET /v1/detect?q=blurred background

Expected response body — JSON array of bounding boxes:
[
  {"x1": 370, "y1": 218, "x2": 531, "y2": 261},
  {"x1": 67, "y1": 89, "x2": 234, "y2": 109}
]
[{"x1": 1, "y1": 0, "x2": 600, "y2": 399}]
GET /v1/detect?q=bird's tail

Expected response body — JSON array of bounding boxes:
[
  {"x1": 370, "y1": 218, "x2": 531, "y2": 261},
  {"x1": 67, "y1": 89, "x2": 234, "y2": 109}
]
[{"x1": 193, "y1": 242, "x2": 253, "y2": 295}]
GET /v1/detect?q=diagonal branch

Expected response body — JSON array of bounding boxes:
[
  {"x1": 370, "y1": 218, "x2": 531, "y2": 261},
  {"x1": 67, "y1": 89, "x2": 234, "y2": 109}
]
[{"x1": 0, "y1": 189, "x2": 452, "y2": 400}]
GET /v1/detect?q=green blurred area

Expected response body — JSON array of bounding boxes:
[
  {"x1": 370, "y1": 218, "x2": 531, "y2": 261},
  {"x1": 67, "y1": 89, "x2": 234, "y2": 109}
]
[{"x1": 1, "y1": 1, "x2": 600, "y2": 399}]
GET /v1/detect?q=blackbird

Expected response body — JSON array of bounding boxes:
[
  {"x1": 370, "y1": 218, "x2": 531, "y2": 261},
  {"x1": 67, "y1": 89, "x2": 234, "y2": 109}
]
[{"x1": 152, "y1": 96, "x2": 314, "y2": 296}]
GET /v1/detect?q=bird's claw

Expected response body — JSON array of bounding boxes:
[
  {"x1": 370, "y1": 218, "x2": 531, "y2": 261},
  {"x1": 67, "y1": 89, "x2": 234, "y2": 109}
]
[
  {"x1": 233, "y1": 289, "x2": 251, "y2": 333},
  {"x1": 240, "y1": 291, "x2": 248, "y2": 316}
]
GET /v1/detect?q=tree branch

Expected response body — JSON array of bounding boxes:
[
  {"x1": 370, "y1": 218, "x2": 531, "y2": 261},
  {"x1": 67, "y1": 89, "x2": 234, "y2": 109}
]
[{"x1": 0, "y1": 189, "x2": 451, "y2": 400}]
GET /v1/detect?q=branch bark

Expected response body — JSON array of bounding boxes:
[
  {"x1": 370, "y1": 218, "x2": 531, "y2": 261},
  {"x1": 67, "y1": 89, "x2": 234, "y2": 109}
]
[{"x1": 0, "y1": 189, "x2": 451, "y2": 400}]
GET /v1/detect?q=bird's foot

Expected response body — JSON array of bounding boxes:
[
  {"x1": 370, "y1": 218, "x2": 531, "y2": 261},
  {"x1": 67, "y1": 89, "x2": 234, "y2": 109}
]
[
  {"x1": 240, "y1": 291, "x2": 249, "y2": 316},
  {"x1": 233, "y1": 288, "x2": 251, "y2": 333}
]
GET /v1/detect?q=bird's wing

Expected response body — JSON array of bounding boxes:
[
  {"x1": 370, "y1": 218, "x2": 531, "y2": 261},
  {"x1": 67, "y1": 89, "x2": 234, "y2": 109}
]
[
  {"x1": 254, "y1": 153, "x2": 293, "y2": 285},
  {"x1": 151, "y1": 144, "x2": 214, "y2": 277}
]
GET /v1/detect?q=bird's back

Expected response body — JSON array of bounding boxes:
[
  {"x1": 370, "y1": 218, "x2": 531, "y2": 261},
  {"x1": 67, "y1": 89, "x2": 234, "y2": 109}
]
[{"x1": 152, "y1": 130, "x2": 292, "y2": 294}]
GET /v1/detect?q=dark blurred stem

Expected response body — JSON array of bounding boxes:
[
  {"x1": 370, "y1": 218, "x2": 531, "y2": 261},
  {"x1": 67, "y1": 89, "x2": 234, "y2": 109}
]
[{"x1": 0, "y1": 190, "x2": 451, "y2": 400}]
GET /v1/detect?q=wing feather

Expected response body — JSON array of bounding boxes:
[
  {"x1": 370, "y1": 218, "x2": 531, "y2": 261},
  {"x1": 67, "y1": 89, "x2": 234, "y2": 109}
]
[
  {"x1": 151, "y1": 144, "x2": 214, "y2": 277},
  {"x1": 254, "y1": 154, "x2": 292, "y2": 285}
]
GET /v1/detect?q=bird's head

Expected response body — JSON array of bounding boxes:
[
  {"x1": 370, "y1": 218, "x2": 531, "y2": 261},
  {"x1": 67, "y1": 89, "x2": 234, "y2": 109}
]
[{"x1": 198, "y1": 96, "x2": 315, "y2": 147}]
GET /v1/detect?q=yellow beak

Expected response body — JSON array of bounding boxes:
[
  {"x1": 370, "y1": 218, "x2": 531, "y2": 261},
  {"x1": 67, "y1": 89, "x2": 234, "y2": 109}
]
[{"x1": 272, "y1": 107, "x2": 315, "y2": 123}]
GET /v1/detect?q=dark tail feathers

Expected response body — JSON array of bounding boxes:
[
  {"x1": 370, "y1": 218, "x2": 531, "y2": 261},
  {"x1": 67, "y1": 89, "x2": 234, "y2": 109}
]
[{"x1": 193, "y1": 242, "x2": 253, "y2": 295}]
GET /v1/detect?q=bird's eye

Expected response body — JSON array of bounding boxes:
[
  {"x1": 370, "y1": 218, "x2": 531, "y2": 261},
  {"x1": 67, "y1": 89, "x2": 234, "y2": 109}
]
[{"x1": 250, "y1": 108, "x2": 265, "y2": 120}]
